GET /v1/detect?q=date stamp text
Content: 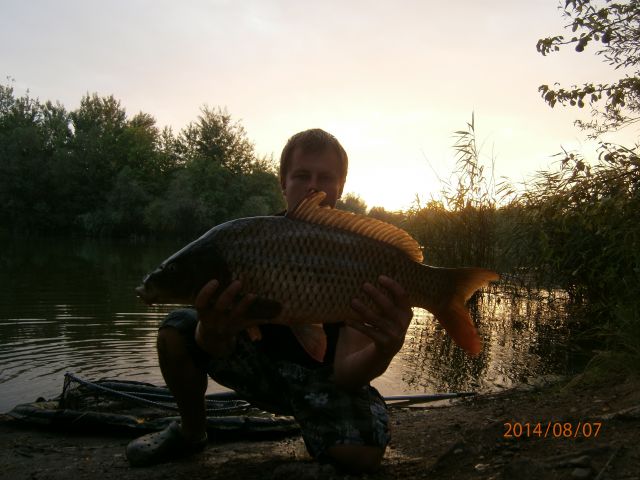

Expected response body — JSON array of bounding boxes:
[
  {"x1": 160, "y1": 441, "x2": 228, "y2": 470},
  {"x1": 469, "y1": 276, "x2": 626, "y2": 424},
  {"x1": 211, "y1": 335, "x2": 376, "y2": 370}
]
[{"x1": 503, "y1": 421, "x2": 602, "y2": 439}]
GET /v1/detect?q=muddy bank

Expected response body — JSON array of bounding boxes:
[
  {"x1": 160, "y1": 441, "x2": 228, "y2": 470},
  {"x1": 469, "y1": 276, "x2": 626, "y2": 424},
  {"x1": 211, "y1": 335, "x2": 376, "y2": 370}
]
[{"x1": 1, "y1": 373, "x2": 639, "y2": 480}]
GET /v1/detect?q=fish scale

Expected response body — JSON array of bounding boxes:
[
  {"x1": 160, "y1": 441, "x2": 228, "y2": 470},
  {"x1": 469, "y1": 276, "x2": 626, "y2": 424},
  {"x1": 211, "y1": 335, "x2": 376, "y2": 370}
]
[{"x1": 212, "y1": 218, "x2": 405, "y2": 323}]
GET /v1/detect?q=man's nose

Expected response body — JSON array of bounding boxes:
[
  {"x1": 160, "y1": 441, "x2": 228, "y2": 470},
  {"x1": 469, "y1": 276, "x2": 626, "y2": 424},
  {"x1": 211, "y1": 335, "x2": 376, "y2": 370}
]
[{"x1": 307, "y1": 175, "x2": 319, "y2": 191}]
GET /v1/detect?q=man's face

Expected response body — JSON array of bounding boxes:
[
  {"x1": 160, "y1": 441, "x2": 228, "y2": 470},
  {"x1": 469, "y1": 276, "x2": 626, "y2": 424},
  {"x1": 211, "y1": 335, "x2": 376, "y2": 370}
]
[{"x1": 282, "y1": 147, "x2": 344, "y2": 210}]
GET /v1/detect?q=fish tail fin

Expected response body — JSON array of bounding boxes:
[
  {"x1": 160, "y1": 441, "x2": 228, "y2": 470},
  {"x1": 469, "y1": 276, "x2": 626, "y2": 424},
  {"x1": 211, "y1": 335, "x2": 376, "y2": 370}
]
[{"x1": 426, "y1": 267, "x2": 499, "y2": 356}]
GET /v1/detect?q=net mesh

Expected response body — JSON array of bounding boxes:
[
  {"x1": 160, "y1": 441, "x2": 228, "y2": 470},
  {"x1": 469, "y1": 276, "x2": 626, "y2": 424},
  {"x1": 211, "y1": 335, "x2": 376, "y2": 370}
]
[
  {"x1": 9, "y1": 373, "x2": 472, "y2": 436},
  {"x1": 8, "y1": 372, "x2": 298, "y2": 436},
  {"x1": 59, "y1": 372, "x2": 250, "y2": 415}
]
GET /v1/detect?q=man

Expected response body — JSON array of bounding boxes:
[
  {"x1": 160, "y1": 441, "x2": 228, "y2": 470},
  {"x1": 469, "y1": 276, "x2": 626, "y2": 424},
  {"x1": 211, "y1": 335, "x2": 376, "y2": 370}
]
[{"x1": 126, "y1": 129, "x2": 413, "y2": 473}]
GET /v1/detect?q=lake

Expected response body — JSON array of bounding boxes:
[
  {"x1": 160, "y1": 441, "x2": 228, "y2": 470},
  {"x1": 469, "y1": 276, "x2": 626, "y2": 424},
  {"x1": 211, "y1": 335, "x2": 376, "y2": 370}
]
[{"x1": 0, "y1": 235, "x2": 575, "y2": 413}]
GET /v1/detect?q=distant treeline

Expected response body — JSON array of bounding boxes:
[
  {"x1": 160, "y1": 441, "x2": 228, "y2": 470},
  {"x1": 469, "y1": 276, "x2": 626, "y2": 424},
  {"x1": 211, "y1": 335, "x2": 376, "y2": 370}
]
[{"x1": 0, "y1": 84, "x2": 286, "y2": 237}]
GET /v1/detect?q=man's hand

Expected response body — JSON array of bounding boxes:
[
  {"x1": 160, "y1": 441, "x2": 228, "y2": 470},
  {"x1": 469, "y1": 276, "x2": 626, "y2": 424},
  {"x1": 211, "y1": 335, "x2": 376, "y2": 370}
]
[
  {"x1": 194, "y1": 279, "x2": 263, "y2": 357},
  {"x1": 334, "y1": 276, "x2": 413, "y2": 389},
  {"x1": 348, "y1": 275, "x2": 413, "y2": 359}
]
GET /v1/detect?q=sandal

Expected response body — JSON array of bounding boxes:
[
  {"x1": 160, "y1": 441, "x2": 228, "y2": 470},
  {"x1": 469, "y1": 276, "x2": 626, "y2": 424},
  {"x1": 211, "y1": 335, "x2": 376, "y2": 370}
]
[{"x1": 125, "y1": 422, "x2": 208, "y2": 467}]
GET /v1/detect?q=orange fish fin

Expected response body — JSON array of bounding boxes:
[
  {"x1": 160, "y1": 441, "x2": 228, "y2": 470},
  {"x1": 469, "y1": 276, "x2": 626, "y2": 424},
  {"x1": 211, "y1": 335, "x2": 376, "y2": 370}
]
[
  {"x1": 245, "y1": 326, "x2": 262, "y2": 342},
  {"x1": 288, "y1": 190, "x2": 423, "y2": 262},
  {"x1": 290, "y1": 324, "x2": 327, "y2": 363},
  {"x1": 430, "y1": 268, "x2": 500, "y2": 356}
]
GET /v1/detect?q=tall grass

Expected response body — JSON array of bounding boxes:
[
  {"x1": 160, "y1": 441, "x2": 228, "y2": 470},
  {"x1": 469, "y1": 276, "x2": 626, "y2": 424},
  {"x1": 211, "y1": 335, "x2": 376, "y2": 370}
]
[
  {"x1": 403, "y1": 116, "x2": 639, "y2": 369},
  {"x1": 506, "y1": 143, "x2": 640, "y2": 361},
  {"x1": 405, "y1": 114, "x2": 498, "y2": 270}
]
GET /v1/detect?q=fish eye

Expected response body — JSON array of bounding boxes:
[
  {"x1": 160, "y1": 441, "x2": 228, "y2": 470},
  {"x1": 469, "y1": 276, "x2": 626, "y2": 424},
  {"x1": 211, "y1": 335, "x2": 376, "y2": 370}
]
[{"x1": 165, "y1": 263, "x2": 178, "y2": 274}]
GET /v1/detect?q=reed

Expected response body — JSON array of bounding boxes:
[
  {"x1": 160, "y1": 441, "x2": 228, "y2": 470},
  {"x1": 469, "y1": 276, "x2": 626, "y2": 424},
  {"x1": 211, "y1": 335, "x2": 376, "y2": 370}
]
[
  {"x1": 406, "y1": 117, "x2": 639, "y2": 368},
  {"x1": 507, "y1": 143, "x2": 640, "y2": 360},
  {"x1": 405, "y1": 114, "x2": 498, "y2": 271}
]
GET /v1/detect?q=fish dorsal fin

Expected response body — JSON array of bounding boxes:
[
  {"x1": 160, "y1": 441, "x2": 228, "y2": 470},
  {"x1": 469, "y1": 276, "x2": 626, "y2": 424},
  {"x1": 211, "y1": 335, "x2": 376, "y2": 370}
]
[{"x1": 288, "y1": 191, "x2": 423, "y2": 262}]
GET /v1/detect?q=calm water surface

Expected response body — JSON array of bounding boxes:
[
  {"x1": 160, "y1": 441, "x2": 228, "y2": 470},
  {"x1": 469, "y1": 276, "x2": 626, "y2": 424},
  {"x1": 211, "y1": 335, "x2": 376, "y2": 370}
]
[{"x1": 0, "y1": 236, "x2": 574, "y2": 413}]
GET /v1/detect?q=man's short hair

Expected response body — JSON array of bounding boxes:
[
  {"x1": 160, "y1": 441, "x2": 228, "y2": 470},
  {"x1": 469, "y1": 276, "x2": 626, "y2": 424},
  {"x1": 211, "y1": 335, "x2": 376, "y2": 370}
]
[{"x1": 279, "y1": 129, "x2": 348, "y2": 187}]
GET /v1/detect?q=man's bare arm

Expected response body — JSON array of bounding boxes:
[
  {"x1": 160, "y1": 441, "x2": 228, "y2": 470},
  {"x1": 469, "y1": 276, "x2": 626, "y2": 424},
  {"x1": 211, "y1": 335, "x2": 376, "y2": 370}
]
[{"x1": 333, "y1": 276, "x2": 413, "y2": 389}]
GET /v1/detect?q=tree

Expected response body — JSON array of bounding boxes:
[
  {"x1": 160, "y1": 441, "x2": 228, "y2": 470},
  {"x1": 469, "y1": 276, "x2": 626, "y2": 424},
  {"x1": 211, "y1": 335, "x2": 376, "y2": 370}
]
[
  {"x1": 67, "y1": 94, "x2": 129, "y2": 216},
  {"x1": 336, "y1": 193, "x2": 368, "y2": 214},
  {"x1": 367, "y1": 206, "x2": 405, "y2": 226},
  {"x1": 177, "y1": 106, "x2": 256, "y2": 174},
  {"x1": 66, "y1": 95, "x2": 172, "y2": 234},
  {"x1": 0, "y1": 82, "x2": 284, "y2": 236},
  {"x1": 537, "y1": 0, "x2": 640, "y2": 136},
  {"x1": 0, "y1": 84, "x2": 72, "y2": 231}
]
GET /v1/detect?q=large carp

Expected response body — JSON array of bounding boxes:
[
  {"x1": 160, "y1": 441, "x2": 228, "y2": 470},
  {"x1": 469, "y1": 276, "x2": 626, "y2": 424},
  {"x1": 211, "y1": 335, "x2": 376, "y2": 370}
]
[{"x1": 136, "y1": 191, "x2": 499, "y2": 361}]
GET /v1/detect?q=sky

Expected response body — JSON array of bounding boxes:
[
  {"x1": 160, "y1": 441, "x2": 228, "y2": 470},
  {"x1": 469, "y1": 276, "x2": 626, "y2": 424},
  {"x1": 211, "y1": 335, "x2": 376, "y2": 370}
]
[{"x1": 2, "y1": 0, "x2": 638, "y2": 211}]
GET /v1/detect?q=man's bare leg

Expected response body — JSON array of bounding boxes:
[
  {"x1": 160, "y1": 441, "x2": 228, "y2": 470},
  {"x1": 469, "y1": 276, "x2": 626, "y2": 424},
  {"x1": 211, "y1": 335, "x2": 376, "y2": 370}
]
[{"x1": 157, "y1": 326, "x2": 208, "y2": 442}]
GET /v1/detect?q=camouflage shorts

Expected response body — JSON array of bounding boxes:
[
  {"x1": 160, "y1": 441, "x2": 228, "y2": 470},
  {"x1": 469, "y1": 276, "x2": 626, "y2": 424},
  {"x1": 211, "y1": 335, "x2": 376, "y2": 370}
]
[{"x1": 162, "y1": 309, "x2": 390, "y2": 459}]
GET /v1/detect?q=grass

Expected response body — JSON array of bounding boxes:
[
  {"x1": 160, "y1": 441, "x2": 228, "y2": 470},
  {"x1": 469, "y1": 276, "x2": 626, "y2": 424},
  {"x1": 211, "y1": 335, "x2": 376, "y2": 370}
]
[{"x1": 401, "y1": 117, "x2": 639, "y2": 379}]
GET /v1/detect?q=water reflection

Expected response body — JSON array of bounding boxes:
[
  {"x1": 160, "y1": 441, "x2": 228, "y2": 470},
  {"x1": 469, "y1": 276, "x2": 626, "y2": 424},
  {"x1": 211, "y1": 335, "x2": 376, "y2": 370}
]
[
  {"x1": 387, "y1": 285, "x2": 571, "y2": 394},
  {"x1": 0, "y1": 236, "x2": 573, "y2": 413},
  {"x1": 0, "y1": 236, "x2": 180, "y2": 412}
]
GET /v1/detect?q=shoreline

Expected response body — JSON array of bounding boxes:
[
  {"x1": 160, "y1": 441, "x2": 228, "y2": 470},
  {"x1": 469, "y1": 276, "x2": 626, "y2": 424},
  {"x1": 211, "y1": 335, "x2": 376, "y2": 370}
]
[{"x1": 1, "y1": 372, "x2": 639, "y2": 479}]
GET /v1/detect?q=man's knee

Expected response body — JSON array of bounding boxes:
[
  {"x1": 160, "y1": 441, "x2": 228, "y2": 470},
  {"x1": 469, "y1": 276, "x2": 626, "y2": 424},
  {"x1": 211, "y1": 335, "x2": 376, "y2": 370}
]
[
  {"x1": 324, "y1": 444, "x2": 385, "y2": 473},
  {"x1": 157, "y1": 326, "x2": 185, "y2": 357}
]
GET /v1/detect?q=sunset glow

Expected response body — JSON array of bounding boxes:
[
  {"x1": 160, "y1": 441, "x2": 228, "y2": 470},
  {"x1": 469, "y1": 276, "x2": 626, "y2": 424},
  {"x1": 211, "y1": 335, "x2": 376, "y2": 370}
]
[{"x1": 2, "y1": 0, "x2": 637, "y2": 210}]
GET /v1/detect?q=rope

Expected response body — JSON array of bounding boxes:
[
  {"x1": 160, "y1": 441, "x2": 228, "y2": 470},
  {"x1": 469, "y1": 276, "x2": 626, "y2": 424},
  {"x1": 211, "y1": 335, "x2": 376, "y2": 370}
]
[
  {"x1": 63, "y1": 372, "x2": 476, "y2": 412},
  {"x1": 62, "y1": 372, "x2": 250, "y2": 414}
]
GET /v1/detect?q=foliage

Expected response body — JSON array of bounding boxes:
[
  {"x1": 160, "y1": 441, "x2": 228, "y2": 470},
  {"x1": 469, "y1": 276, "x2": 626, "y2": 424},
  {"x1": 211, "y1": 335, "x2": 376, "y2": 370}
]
[
  {"x1": 506, "y1": 142, "x2": 640, "y2": 354},
  {"x1": 0, "y1": 83, "x2": 283, "y2": 237},
  {"x1": 367, "y1": 206, "x2": 405, "y2": 227},
  {"x1": 336, "y1": 193, "x2": 367, "y2": 214},
  {"x1": 532, "y1": 1, "x2": 640, "y2": 365},
  {"x1": 0, "y1": 84, "x2": 71, "y2": 232},
  {"x1": 537, "y1": 0, "x2": 640, "y2": 135},
  {"x1": 177, "y1": 106, "x2": 256, "y2": 175},
  {"x1": 522, "y1": 143, "x2": 638, "y2": 290},
  {"x1": 446, "y1": 113, "x2": 497, "y2": 211},
  {"x1": 405, "y1": 115, "x2": 497, "y2": 270}
]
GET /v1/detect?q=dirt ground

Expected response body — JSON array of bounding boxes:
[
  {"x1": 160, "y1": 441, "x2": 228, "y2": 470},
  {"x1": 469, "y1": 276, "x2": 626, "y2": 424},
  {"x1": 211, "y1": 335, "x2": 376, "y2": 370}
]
[{"x1": 1, "y1": 372, "x2": 639, "y2": 480}]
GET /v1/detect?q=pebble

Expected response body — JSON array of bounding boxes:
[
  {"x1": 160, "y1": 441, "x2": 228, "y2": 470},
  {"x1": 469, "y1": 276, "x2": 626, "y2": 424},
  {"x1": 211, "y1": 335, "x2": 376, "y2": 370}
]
[
  {"x1": 550, "y1": 454, "x2": 592, "y2": 469},
  {"x1": 568, "y1": 455, "x2": 592, "y2": 468},
  {"x1": 571, "y1": 467, "x2": 592, "y2": 479}
]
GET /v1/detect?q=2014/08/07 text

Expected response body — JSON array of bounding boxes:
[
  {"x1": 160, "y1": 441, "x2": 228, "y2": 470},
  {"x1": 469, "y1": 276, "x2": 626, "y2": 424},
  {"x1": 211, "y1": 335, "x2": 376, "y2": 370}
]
[{"x1": 503, "y1": 422, "x2": 602, "y2": 439}]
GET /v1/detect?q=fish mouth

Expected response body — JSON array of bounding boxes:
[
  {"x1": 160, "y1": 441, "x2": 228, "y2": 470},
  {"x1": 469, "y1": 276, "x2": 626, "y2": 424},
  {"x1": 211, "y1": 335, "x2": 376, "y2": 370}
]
[{"x1": 135, "y1": 285, "x2": 154, "y2": 305}]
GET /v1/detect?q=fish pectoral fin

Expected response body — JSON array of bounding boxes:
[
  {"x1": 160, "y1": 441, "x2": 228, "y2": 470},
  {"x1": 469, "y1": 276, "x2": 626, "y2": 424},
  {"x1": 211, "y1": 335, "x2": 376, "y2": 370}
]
[
  {"x1": 245, "y1": 297, "x2": 282, "y2": 320},
  {"x1": 290, "y1": 324, "x2": 327, "y2": 363},
  {"x1": 245, "y1": 326, "x2": 262, "y2": 342}
]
